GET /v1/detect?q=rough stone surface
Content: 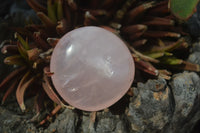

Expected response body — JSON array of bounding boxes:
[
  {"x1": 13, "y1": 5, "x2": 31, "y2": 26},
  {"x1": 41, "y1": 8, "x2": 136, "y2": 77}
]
[
  {"x1": 191, "y1": 41, "x2": 200, "y2": 52},
  {"x1": 188, "y1": 52, "x2": 200, "y2": 65},
  {"x1": 81, "y1": 111, "x2": 129, "y2": 133},
  {"x1": 44, "y1": 109, "x2": 79, "y2": 133},
  {"x1": 0, "y1": 107, "x2": 38, "y2": 133},
  {"x1": 0, "y1": 107, "x2": 79, "y2": 133},
  {"x1": 169, "y1": 72, "x2": 200, "y2": 133},
  {"x1": 127, "y1": 78, "x2": 173, "y2": 133},
  {"x1": 188, "y1": 41, "x2": 200, "y2": 65}
]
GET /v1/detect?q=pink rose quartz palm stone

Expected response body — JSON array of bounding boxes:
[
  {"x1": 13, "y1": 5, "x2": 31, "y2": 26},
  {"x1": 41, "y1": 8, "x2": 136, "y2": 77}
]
[{"x1": 50, "y1": 26, "x2": 135, "y2": 111}]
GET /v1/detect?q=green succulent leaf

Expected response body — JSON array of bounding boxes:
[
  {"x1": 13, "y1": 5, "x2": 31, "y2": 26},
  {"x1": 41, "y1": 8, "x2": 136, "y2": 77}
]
[
  {"x1": 160, "y1": 57, "x2": 183, "y2": 65},
  {"x1": 47, "y1": 0, "x2": 57, "y2": 23},
  {"x1": 15, "y1": 33, "x2": 30, "y2": 50},
  {"x1": 4, "y1": 55, "x2": 25, "y2": 66},
  {"x1": 17, "y1": 42, "x2": 28, "y2": 61},
  {"x1": 147, "y1": 52, "x2": 165, "y2": 59},
  {"x1": 57, "y1": 0, "x2": 63, "y2": 20},
  {"x1": 37, "y1": 12, "x2": 55, "y2": 27},
  {"x1": 146, "y1": 52, "x2": 173, "y2": 59},
  {"x1": 169, "y1": 0, "x2": 199, "y2": 20}
]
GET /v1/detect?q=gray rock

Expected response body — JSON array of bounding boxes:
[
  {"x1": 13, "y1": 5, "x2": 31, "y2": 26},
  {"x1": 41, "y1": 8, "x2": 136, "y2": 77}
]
[
  {"x1": 0, "y1": 107, "x2": 38, "y2": 133},
  {"x1": 188, "y1": 52, "x2": 200, "y2": 65},
  {"x1": 81, "y1": 111, "x2": 129, "y2": 133},
  {"x1": 0, "y1": 106, "x2": 80, "y2": 133},
  {"x1": 0, "y1": 104, "x2": 81, "y2": 133},
  {"x1": 191, "y1": 41, "x2": 200, "y2": 52},
  {"x1": 188, "y1": 41, "x2": 200, "y2": 65},
  {"x1": 169, "y1": 72, "x2": 200, "y2": 133},
  {"x1": 44, "y1": 108, "x2": 79, "y2": 133},
  {"x1": 127, "y1": 78, "x2": 173, "y2": 133}
]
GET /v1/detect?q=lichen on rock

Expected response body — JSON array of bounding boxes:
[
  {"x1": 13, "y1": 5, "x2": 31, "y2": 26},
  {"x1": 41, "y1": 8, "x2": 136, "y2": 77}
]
[{"x1": 127, "y1": 78, "x2": 173, "y2": 133}]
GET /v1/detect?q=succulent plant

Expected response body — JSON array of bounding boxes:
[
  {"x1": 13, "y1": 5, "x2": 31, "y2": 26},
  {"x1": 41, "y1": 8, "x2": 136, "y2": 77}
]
[{"x1": 0, "y1": 0, "x2": 199, "y2": 125}]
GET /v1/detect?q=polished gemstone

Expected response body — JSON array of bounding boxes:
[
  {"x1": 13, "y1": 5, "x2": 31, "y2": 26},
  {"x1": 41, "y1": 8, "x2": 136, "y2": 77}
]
[{"x1": 50, "y1": 26, "x2": 135, "y2": 111}]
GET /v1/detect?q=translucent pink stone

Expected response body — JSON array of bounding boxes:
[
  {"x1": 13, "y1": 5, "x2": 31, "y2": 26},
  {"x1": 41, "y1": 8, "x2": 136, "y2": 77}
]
[{"x1": 50, "y1": 26, "x2": 135, "y2": 111}]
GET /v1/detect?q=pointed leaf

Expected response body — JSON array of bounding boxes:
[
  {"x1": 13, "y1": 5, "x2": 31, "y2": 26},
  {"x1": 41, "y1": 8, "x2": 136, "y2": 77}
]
[
  {"x1": 127, "y1": 1, "x2": 155, "y2": 24},
  {"x1": 122, "y1": 24, "x2": 147, "y2": 34},
  {"x1": 165, "y1": 38, "x2": 185, "y2": 52},
  {"x1": 4, "y1": 55, "x2": 25, "y2": 66},
  {"x1": 15, "y1": 33, "x2": 29, "y2": 50},
  {"x1": 146, "y1": 52, "x2": 173, "y2": 59},
  {"x1": 128, "y1": 45, "x2": 159, "y2": 63},
  {"x1": 146, "y1": 52, "x2": 165, "y2": 59},
  {"x1": 132, "y1": 39, "x2": 147, "y2": 47},
  {"x1": 160, "y1": 57, "x2": 183, "y2": 65},
  {"x1": 42, "y1": 74, "x2": 64, "y2": 105},
  {"x1": 148, "y1": 0, "x2": 169, "y2": 15},
  {"x1": 0, "y1": 66, "x2": 26, "y2": 89},
  {"x1": 2, "y1": 79, "x2": 18, "y2": 104},
  {"x1": 147, "y1": 38, "x2": 185, "y2": 53},
  {"x1": 26, "y1": 0, "x2": 47, "y2": 13},
  {"x1": 37, "y1": 12, "x2": 55, "y2": 28},
  {"x1": 143, "y1": 31, "x2": 181, "y2": 38},
  {"x1": 16, "y1": 71, "x2": 30, "y2": 111},
  {"x1": 133, "y1": 56, "x2": 159, "y2": 76},
  {"x1": 47, "y1": 0, "x2": 57, "y2": 23},
  {"x1": 17, "y1": 42, "x2": 28, "y2": 60},
  {"x1": 16, "y1": 71, "x2": 40, "y2": 112},
  {"x1": 1, "y1": 45, "x2": 18, "y2": 54},
  {"x1": 57, "y1": 0, "x2": 64, "y2": 20},
  {"x1": 143, "y1": 17, "x2": 174, "y2": 26},
  {"x1": 180, "y1": 61, "x2": 200, "y2": 72}
]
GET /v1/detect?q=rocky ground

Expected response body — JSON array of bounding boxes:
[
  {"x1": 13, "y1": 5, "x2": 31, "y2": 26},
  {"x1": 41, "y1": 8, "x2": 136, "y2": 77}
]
[{"x1": 0, "y1": 1, "x2": 200, "y2": 133}]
